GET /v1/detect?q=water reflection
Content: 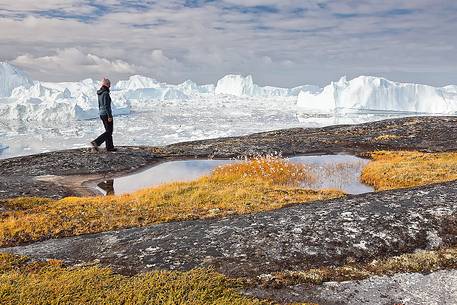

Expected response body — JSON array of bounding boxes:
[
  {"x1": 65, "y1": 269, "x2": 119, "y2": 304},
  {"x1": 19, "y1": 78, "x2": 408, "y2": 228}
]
[
  {"x1": 95, "y1": 155, "x2": 373, "y2": 196},
  {"x1": 97, "y1": 179, "x2": 114, "y2": 195},
  {"x1": 290, "y1": 155, "x2": 372, "y2": 194}
]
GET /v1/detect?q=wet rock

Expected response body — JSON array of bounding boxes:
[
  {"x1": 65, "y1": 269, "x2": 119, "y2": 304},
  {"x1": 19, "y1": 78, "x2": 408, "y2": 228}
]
[{"x1": 0, "y1": 147, "x2": 162, "y2": 199}]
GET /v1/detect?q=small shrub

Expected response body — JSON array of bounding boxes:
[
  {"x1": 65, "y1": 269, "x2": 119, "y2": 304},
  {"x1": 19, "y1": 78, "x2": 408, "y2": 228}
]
[{"x1": 212, "y1": 155, "x2": 317, "y2": 186}]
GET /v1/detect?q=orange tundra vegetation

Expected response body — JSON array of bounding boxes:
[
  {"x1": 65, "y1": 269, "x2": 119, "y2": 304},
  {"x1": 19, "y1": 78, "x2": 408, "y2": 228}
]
[
  {"x1": 361, "y1": 150, "x2": 457, "y2": 191},
  {"x1": 0, "y1": 156, "x2": 344, "y2": 246}
]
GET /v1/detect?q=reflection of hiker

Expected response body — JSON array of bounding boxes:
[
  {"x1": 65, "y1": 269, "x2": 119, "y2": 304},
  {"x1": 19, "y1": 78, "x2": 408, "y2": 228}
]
[
  {"x1": 91, "y1": 78, "x2": 117, "y2": 152},
  {"x1": 98, "y1": 179, "x2": 115, "y2": 195}
]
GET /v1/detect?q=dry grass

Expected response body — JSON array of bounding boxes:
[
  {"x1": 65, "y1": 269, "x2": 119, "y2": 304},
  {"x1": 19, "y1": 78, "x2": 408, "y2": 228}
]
[
  {"x1": 361, "y1": 150, "x2": 457, "y2": 191},
  {"x1": 0, "y1": 157, "x2": 344, "y2": 247},
  {"x1": 1, "y1": 244, "x2": 455, "y2": 305},
  {"x1": 257, "y1": 246, "x2": 457, "y2": 287},
  {"x1": 213, "y1": 155, "x2": 317, "y2": 186},
  {"x1": 0, "y1": 253, "x2": 266, "y2": 305},
  {"x1": 373, "y1": 134, "x2": 400, "y2": 141},
  {"x1": 0, "y1": 198, "x2": 54, "y2": 211}
]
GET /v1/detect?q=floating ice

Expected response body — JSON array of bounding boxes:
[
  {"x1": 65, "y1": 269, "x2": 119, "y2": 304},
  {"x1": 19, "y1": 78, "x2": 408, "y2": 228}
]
[
  {"x1": 297, "y1": 76, "x2": 457, "y2": 114},
  {"x1": 214, "y1": 74, "x2": 318, "y2": 97},
  {"x1": 1, "y1": 81, "x2": 129, "y2": 121},
  {"x1": 114, "y1": 75, "x2": 160, "y2": 91},
  {"x1": 0, "y1": 62, "x2": 33, "y2": 97},
  {"x1": 1, "y1": 63, "x2": 457, "y2": 122}
]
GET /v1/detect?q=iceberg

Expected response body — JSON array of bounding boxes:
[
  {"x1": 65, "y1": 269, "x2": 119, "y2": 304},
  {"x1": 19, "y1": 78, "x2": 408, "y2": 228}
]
[
  {"x1": 0, "y1": 62, "x2": 33, "y2": 97},
  {"x1": 1, "y1": 62, "x2": 457, "y2": 122},
  {"x1": 215, "y1": 75, "x2": 257, "y2": 96},
  {"x1": 176, "y1": 80, "x2": 215, "y2": 95},
  {"x1": 114, "y1": 75, "x2": 160, "y2": 90},
  {"x1": 297, "y1": 76, "x2": 457, "y2": 114},
  {"x1": 122, "y1": 87, "x2": 188, "y2": 102},
  {"x1": 215, "y1": 74, "x2": 319, "y2": 97},
  {"x1": 1, "y1": 80, "x2": 130, "y2": 121}
]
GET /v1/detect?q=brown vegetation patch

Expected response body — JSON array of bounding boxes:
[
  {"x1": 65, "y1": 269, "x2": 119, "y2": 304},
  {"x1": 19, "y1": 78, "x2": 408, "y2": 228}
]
[
  {"x1": 0, "y1": 157, "x2": 344, "y2": 247},
  {"x1": 373, "y1": 134, "x2": 401, "y2": 141},
  {"x1": 0, "y1": 253, "x2": 266, "y2": 305},
  {"x1": 255, "y1": 247, "x2": 457, "y2": 288},
  {"x1": 361, "y1": 150, "x2": 457, "y2": 191}
]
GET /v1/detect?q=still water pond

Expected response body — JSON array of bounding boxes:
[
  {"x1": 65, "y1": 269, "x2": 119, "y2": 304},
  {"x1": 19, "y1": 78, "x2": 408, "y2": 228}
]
[{"x1": 96, "y1": 155, "x2": 373, "y2": 196}]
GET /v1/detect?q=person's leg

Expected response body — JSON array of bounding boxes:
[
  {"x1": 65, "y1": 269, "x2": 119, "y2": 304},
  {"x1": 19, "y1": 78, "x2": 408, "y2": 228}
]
[
  {"x1": 105, "y1": 119, "x2": 114, "y2": 150},
  {"x1": 93, "y1": 115, "x2": 109, "y2": 146}
]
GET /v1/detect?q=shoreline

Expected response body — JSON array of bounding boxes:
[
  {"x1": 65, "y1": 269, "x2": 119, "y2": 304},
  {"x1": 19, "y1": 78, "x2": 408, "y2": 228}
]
[{"x1": 2, "y1": 115, "x2": 457, "y2": 199}]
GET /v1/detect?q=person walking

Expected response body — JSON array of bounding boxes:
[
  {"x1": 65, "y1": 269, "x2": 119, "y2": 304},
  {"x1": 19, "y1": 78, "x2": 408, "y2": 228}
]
[{"x1": 91, "y1": 78, "x2": 117, "y2": 152}]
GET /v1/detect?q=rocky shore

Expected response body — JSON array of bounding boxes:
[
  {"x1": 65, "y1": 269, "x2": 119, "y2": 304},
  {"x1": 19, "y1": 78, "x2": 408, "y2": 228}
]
[
  {"x1": 1, "y1": 116, "x2": 457, "y2": 304},
  {"x1": 2, "y1": 116, "x2": 457, "y2": 199}
]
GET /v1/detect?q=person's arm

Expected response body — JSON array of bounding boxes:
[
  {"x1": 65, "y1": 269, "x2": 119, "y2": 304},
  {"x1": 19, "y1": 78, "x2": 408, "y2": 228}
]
[{"x1": 105, "y1": 93, "x2": 113, "y2": 121}]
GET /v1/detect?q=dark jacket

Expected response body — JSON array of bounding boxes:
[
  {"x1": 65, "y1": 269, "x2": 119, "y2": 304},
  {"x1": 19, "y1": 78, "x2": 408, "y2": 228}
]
[{"x1": 97, "y1": 86, "x2": 112, "y2": 117}]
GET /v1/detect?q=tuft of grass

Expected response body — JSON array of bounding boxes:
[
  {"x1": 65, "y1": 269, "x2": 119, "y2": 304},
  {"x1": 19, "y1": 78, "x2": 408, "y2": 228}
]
[
  {"x1": 373, "y1": 134, "x2": 400, "y2": 141},
  {"x1": 0, "y1": 157, "x2": 344, "y2": 247},
  {"x1": 212, "y1": 155, "x2": 317, "y2": 186},
  {"x1": 0, "y1": 253, "x2": 266, "y2": 305},
  {"x1": 374, "y1": 134, "x2": 400, "y2": 142},
  {"x1": 361, "y1": 150, "x2": 457, "y2": 191},
  {"x1": 257, "y1": 246, "x2": 457, "y2": 288}
]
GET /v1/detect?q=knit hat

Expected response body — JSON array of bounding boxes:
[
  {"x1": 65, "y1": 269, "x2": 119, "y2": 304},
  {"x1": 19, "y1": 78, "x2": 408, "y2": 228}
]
[{"x1": 101, "y1": 78, "x2": 111, "y2": 87}]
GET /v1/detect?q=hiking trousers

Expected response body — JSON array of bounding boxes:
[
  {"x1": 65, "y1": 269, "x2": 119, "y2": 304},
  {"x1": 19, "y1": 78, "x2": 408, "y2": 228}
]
[{"x1": 93, "y1": 115, "x2": 114, "y2": 150}]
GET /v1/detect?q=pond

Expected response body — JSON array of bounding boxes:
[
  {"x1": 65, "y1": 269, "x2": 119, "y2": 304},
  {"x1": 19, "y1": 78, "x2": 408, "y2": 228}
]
[{"x1": 95, "y1": 155, "x2": 373, "y2": 196}]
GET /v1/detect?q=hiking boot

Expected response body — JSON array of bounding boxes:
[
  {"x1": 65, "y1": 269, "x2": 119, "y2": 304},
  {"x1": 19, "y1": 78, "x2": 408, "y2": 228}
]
[
  {"x1": 90, "y1": 141, "x2": 99, "y2": 152},
  {"x1": 106, "y1": 148, "x2": 118, "y2": 152}
]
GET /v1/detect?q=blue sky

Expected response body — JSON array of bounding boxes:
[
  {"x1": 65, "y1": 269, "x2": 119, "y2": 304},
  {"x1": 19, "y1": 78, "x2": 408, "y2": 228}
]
[{"x1": 0, "y1": 0, "x2": 456, "y2": 86}]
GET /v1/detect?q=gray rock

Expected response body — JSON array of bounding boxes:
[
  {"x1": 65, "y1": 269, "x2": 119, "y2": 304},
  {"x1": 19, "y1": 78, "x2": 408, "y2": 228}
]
[{"x1": 245, "y1": 270, "x2": 457, "y2": 305}]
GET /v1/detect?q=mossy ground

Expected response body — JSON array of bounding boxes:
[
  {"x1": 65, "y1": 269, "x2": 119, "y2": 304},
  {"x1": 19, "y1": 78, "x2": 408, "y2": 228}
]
[
  {"x1": 0, "y1": 157, "x2": 344, "y2": 247},
  {"x1": 361, "y1": 150, "x2": 457, "y2": 191}
]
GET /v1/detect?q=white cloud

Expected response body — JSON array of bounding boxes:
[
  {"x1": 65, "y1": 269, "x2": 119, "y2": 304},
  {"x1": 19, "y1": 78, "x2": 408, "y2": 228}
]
[
  {"x1": 12, "y1": 48, "x2": 135, "y2": 81},
  {"x1": 0, "y1": 0, "x2": 456, "y2": 86}
]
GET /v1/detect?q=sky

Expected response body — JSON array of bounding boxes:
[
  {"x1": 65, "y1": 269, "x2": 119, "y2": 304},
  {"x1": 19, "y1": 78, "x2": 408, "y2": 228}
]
[{"x1": 0, "y1": 0, "x2": 456, "y2": 87}]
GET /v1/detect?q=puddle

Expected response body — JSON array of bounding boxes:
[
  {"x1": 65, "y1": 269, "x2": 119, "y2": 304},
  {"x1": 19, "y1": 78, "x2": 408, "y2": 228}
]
[
  {"x1": 289, "y1": 155, "x2": 373, "y2": 194},
  {"x1": 95, "y1": 155, "x2": 373, "y2": 196}
]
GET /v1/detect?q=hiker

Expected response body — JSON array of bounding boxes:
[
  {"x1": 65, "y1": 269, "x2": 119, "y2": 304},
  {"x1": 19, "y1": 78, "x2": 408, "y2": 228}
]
[{"x1": 91, "y1": 78, "x2": 117, "y2": 152}]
